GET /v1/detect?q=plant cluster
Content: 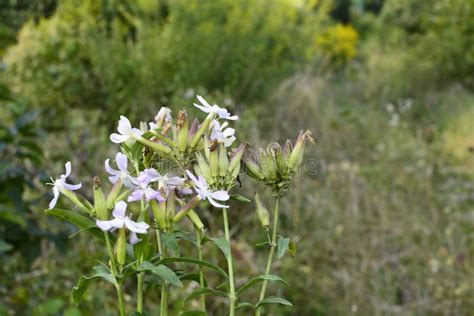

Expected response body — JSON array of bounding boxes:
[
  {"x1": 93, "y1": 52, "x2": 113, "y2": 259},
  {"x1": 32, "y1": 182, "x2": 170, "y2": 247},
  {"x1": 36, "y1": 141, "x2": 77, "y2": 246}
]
[{"x1": 46, "y1": 95, "x2": 312, "y2": 315}]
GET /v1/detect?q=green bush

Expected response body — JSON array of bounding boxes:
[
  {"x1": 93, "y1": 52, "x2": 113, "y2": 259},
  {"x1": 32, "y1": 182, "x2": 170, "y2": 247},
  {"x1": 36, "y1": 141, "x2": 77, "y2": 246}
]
[{"x1": 5, "y1": 0, "x2": 333, "y2": 122}]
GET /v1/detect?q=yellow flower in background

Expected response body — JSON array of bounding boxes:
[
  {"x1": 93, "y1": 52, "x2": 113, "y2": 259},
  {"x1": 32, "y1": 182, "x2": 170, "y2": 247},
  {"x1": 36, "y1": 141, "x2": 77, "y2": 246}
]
[{"x1": 317, "y1": 24, "x2": 358, "y2": 64}]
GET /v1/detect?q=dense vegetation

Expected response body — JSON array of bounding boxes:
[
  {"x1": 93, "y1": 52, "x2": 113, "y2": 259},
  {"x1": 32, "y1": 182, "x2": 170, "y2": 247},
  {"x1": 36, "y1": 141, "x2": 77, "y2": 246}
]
[{"x1": 1, "y1": 0, "x2": 472, "y2": 315}]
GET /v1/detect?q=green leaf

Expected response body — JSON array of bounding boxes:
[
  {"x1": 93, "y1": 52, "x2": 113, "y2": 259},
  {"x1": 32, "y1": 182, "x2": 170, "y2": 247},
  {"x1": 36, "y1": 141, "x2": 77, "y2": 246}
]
[
  {"x1": 46, "y1": 208, "x2": 105, "y2": 243},
  {"x1": 173, "y1": 229, "x2": 197, "y2": 246},
  {"x1": 72, "y1": 266, "x2": 116, "y2": 304},
  {"x1": 235, "y1": 302, "x2": 255, "y2": 311},
  {"x1": 236, "y1": 274, "x2": 288, "y2": 296},
  {"x1": 162, "y1": 232, "x2": 180, "y2": 257},
  {"x1": 155, "y1": 257, "x2": 228, "y2": 278},
  {"x1": 210, "y1": 237, "x2": 231, "y2": 260},
  {"x1": 256, "y1": 296, "x2": 293, "y2": 308},
  {"x1": 138, "y1": 261, "x2": 183, "y2": 287},
  {"x1": 277, "y1": 237, "x2": 290, "y2": 259},
  {"x1": 255, "y1": 241, "x2": 270, "y2": 249},
  {"x1": 184, "y1": 287, "x2": 227, "y2": 303},
  {"x1": 180, "y1": 311, "x2": 208, "y2": 316},
  {"x1": 229, "y1": 194, "x2": 251, "y2": 203}
]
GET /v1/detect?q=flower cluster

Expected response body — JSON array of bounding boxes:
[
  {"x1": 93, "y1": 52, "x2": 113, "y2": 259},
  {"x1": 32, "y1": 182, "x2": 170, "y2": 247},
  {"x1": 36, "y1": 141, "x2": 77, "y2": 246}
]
[{"x1": 46, "y1": 95, "x2": 312, "y2": 316}]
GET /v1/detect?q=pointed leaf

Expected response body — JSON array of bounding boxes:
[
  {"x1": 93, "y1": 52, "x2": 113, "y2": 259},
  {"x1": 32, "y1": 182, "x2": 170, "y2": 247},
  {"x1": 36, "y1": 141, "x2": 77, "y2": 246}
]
[
  {"x1": 46, "y1": 208, "x2": 105, "y2": 243},
  {"x1": 210, "y1": 237, "x2": 231, "y2": 260},
  {"x1": 229, "y1": 194, "x2": 251, "y2": 203},
  {"x1": 155, "y1": 257, "x2": 228, "y2": 278},
  {"x1": 162, "y1": 233, "x2": 180, "y2": 257},
  {"x1": 72, "y1": 266, "x2": 116, "y2": 304},
  {"x1": 256, "y1": 296, "x2": 293, "y2": 308},
  {"x1": 184, "y1": 287, "x2": 227, "y2": 303},
  {"x1": 277, "y1": 237, "x2": 290, "y2": 259},
  {"x1": 236, "y1": 274, "x2": 288, "y2": 296},
  {"x1": 138, "y1": 261, "x2": 182, "y2": 287},
  {"x1": 236, "y1": 302, "x2": 255, "y2": 311}
]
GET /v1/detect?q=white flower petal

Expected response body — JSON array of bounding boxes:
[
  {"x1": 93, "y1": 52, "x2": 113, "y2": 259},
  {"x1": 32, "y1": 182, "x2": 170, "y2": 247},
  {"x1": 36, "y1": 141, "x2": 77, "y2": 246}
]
[
  {"x1": 129, "y1": 232, "x2": 141, "y2": 245},
  {"x1": 193, "y1": 103, "x2": 212, "y2": 113},
  {"x1": 211, "y1": 190, "x2": 230, "y2": 201},
  {"x1": 124, "y1": 218, "x2": 149, "y2": 234},
  {"x1": 113, "y1": 201, "x2": 127, "y2": 218},
  {"x1": 117, "y1": 116, "x2": 132, "y2": 135},
  {"x1": 63, "y1": 182, "x2": 82, "y2": 191},
  {"x1": 196, "y1": 95, "x2": 212, "y2": 108},
  {"x1": 49, "y1": 186, "x2": 60, "y2": 209},
  {"x1": 64, "y1": 161, "x2": 72, "y2": 177},
  {"x1": 110, "y1": 133, "x2": 130, "y2": 143},
  {"x1": 116, "y1": 153, "x2": 128, "y2": 172},
  {"x1": 207, "y1": 196, "x2": 229, "y2": 208}
]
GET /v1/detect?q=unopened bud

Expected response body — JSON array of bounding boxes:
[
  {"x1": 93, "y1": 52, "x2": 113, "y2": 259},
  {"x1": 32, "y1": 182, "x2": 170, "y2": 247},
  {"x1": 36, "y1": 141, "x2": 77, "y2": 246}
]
[
  {"x1": 177, "y1": 110, "x2": 189, "y2": 152},
  {"x1": 187, "y1": 210, "x2": 205, "y2": 230},
  {"x1": 243, "y1": 150, "x2": 264, "y2": 180},
  {"x1": 209, "y1": 141, "x2": 219, "y2": 177},
  {"x1": 151, "y1": 199, "x2": 167, "y2": 229},
  {"x1": 107, "y1": 179, "x2": 124, "y2": 209},
  {"x1": 190, "y1": 113, "x2": 215, "y2": 148},
  {"x1": 254, "y1": 192, "x2": 270, "y2": 228},
  {"x1": 259, "y1": 148, "x2": 276, "y2": 180},
  {"x1": 116, "y1": 228, "x2": 127, "y2": 265},
  {"x1": 93, "y1": 177, "x2": 108, "y2": 220},
  {"x1": 228, "y1": 143, "x2": 246, "y2": 179}
]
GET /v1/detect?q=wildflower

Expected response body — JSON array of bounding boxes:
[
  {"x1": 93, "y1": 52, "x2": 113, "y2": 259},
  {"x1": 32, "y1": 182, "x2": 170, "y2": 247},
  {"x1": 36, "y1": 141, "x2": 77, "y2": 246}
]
[
  {"x1": 193, "y1": 95, "x2": 238, "y2": 120},
  {"x1": 137, "y1": 168, "x2": 185, "y2": 194},
  {"x1": 105, "y1": 152, "x2": 137, "y2": 189},
  {"x1": 48, "y1": 161, "x2": 82, "y2": 209},
  {"x1": 96, "y1": 201, "x2": 149, "y2": 245},
  {"x1": 210, "y1": 120, "x2": 236, "y2": 147},
  {"x1": 110, "y1": 116, "x2": 144, "y2": 143},
  {"x1": 185, "y1": 170, "x2": 230, "y2": 208},
  {"x1": 128, "y1": 169, "x2": 165, "y2": 202}
]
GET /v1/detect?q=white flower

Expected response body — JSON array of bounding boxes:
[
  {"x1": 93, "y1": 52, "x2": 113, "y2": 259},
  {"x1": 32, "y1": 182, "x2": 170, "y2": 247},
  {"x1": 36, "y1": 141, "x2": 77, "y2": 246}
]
[
  {"x1": 185, "y1": 170, "x2": 230, "y2": 208},
  {"x1": 96, "y1": 201, "x2": 149, "y2": 245},
  {"x1": 210, "y1": 120, "x2": 236, "y2": 147},
  {"x1": 105, "y1": 152, "x2": 137, "y2": 189},
  {"x1": 155, "y1": 107, "x2": 173, "y2": 124},
  {"x1": 47, "y1": 161, "x2": 82, "y2": 209},
  {"x1": 193, "y1": 95, "x2": 238, "y2": 121},
  {"x1": 110, "y1": 116, "x2": 144, "y2": 143},
  {"x1": 137, "y1": 168, "x2": 185, "y2": 193}
]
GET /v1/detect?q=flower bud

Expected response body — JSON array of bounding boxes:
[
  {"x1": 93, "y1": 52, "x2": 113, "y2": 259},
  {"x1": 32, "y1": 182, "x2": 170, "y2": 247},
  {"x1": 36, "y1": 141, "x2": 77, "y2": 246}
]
[
  {"x1": 254, "y1": 192, "x2": 270, "y2": 228},
  {"x1": 138, "y1": 137, "x2": 172, "y2": 155},
  {"x1": 173, "y1": 195, "x2": 201, "y2": 223},
  {"x1": 288, "y1": 130, "x2": 313, "y2": 173},
  {"x1": 188, "y1": 118, "x2": 199, "y2": 143},
  {"x1": 165, "y1": 190, "x2": 176, "y2": 228},
  {"x1": 218, "y1": 144, "x2": 229, "y2": 177},
  {"x1": 116, "y1": 228, "x2": 127, "y2": 265},
  {"x1": 177, "y1": 110, "x2": 189, "y2": 152},
  {"x1": 93, "y1": 177, "x2": 108, "y2": 220}
]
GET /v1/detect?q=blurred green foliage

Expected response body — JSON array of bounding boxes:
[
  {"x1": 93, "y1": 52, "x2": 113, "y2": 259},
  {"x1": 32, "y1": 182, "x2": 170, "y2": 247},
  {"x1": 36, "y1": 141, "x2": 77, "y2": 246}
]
[{"x1": 1, "y1": 0, "x2": 473, "y2": 314}]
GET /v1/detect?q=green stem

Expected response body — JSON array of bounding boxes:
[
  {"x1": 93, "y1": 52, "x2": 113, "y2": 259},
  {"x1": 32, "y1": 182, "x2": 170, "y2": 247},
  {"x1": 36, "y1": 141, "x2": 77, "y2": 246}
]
[
  {"x1": 195, "y1": 228, "x2": 207, "y2": 311},
  {"x1": 156, "y1": 230, "x2": 168, "y2": 316},
  {"x1": 105, "y1": 232, "x2": 126, "y2": 316},
  {"x1": 137, "y1": 272, "x2": 144, "y2": 313},
  {"x1": 255, "y1": 197, "x2": 280, "y2": 316},
  {"x1": 222, "y1": 208, "x2": 236, "y2": 316}
]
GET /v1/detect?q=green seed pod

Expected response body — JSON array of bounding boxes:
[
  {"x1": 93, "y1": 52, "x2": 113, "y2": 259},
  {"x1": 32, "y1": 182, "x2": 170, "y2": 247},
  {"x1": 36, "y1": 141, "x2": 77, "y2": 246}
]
[
  {"x1": 138, "y1": 137, "x2": 172, "y2": 155},
  {"x1": 151, "y1": 199, "x2": 167, "y2": 229},
  {"x1": 254, "y1": 192, "x2": 270, "y2": 228},
  {"x1": 209, "y1": 142, "x2": 219, "y2": 178},
  {"x1": 166, "y1": 190, "x2": 176, "y2": 228},
  {"x1": 106, "y1": 180, "x2": 123, "y2": 209},
  {"x1": 228, "y1": 143, "x2": 245, "y2": 177},
  {"x1": 93, "y1": 177, "x2": 108, "y2": 220},
  {"x1": 177, "y1": 110, "x2": 189, "y2": 152},
  {"x1": 218, "y1": 144, "x2": 229, "y2": 177},
  {"x1": 173, "y1": 195, "x2": 201, "y2": 223},
  {"x1": 116, "y1": 228, "x2": 127, "y2": 265},
  {"x1": 61, "y1": 189, "x2": 93, "y2": 214},
  {"x1": 196, "y1": 153, "x2": 211, "y2": 180},
  {"x1": 243, "y1": 151, "x2": 264, "y2": 180},
  {"x1": 288, "y1": 130, "x2": 313, "y2": 173},
  {"x1": 187, "y1": 210, "x2": 205, "y2": 230},
  {"x1": 190, "y1": 113, "x2": 215, "y2": 148},
  {"x1": 260, "y1": 148, "x2": 277, "y2": 180}
]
